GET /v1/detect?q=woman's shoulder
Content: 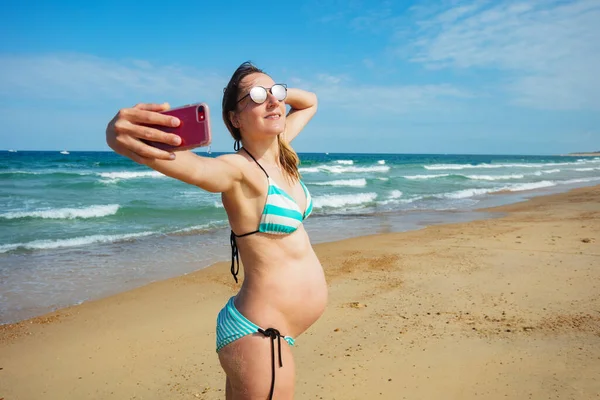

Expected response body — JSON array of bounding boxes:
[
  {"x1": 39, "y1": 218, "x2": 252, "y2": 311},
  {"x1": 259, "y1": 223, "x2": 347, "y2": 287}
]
[
  {"x1": 216, "y1": 152, "x2": 265, "y2": 193},
  {"x1": 216, "y1": 152, "x2": 247, "y2": 168}
]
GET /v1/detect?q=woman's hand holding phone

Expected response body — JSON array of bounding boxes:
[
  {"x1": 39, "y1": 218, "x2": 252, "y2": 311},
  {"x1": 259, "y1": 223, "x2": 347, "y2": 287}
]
[{"x1": 106, "y1": 103, "x2": 183, "y2": 164}]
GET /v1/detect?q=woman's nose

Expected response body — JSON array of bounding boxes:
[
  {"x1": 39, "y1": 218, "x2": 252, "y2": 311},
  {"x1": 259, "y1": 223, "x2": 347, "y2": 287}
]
[{"x1": 265, "y1": 90, "x2": 280, "y2": 106}]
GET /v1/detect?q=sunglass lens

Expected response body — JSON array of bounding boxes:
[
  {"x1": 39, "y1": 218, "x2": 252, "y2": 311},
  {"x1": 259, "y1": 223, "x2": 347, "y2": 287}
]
[
  {"x1": 250, "y1": 86, "x2": 267, "y2": 104},
  {"x1": 271, "y1": 84, "x2": 287, "y2": 101}
]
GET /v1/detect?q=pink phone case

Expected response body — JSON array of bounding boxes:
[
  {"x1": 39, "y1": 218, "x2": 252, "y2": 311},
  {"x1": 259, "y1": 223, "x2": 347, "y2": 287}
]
[{"x1": 143, "y1": 103, "x2": 212, "y2": 151}]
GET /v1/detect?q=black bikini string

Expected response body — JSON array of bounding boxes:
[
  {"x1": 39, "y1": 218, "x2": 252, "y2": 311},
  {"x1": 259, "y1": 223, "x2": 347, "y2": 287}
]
[
  {"x1": 230, "y1": 230, "x2": 259, "y2": 283},
  {"x1": 227, "y1": 146, "x2": 270, "y2": 284},
  {"x1": 229, "y1": 232, "x2": 240, "y2": 283},
  {"x1": 258, "y1": 327, "x2": 284, "y2": 400}
]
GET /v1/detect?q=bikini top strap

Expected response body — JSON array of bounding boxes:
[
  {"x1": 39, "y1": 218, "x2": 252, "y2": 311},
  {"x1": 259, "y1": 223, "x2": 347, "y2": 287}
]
[{"x1": 241, "y1": 147, "x2": 269, "y2": 178}]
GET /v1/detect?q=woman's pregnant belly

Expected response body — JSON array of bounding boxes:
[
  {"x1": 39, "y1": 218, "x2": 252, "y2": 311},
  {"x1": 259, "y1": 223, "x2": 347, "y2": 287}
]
[{"x1": 234, "y1": 230, "x2": 329, "y2": 337}]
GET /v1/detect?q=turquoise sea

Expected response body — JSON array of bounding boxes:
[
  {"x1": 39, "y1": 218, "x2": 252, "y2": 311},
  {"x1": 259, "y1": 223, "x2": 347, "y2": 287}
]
[{"x1": 1, "y1": 150, "x2": 599, "y2": 324}]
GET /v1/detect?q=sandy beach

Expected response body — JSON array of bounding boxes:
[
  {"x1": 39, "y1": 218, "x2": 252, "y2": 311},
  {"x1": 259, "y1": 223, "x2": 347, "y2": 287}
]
[{"x1": 1, "y1": 185, "x2": 599, "y2": 399}]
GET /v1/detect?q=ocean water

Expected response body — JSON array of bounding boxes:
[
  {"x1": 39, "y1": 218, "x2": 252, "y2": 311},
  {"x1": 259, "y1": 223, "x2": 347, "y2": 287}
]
[{"x1": 1, "y1": 150, "x2": 599, "y2": 324}]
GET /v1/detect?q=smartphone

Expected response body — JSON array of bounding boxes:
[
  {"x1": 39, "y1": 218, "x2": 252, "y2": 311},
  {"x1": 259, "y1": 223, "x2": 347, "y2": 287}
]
[{"x1": 142, "y1": 103, "x2": 212, "y2": 151}]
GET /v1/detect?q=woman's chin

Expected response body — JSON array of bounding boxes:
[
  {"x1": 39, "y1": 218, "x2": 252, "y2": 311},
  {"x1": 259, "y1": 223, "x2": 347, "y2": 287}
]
[{"x1": 264, "y1": 124, "x2": 285, "y2": 136}]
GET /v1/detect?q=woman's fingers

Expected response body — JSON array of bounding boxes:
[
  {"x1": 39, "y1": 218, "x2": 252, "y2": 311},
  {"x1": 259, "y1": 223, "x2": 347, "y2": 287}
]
[
  {"x1": 119, "y1": 107, "x2": 180, "y2": 129},
  {"x1": 120, "y1": 147, "x2": 149, "y2": 165},
  {"x1": 114, "y1": 123, "x2": 176, "y2": 160},
  {"x1": 120, "y1": 146, "x2": 175, "y2": 166},
  {"x1": 117, "y1": 103, "x2": 181, "y2": 147},
  {"x1": 106, "y1": 102, "x2": 183, "y2": 161},
  {"x1": 133, "y1": 102, "x2": 170, "y2": 112},
  {"x1": 115, "y1": 118, "x2": 181, "y2": 146}
]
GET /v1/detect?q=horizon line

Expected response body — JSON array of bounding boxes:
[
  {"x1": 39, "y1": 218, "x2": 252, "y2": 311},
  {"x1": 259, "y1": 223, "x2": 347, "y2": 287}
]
[{"x1": 3, "y1": 149, "x2": 599, "y2": 157}]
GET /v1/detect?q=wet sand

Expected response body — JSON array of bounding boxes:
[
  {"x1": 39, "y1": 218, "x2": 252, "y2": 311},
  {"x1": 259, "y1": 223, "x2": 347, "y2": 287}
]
[{"x1": 1, "y1": 185, "x2": 599, "y2": 399}]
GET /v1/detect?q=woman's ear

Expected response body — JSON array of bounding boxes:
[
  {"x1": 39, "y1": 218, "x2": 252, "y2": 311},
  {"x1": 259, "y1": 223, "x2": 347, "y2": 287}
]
[{"x1": 229, "y1": 111, "x2": 240, "y2": 129}]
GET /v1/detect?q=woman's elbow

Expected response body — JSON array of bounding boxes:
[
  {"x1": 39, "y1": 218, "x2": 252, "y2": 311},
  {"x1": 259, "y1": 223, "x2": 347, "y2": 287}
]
[{"x1": 310, "y1": 92, "x2": 318, "y2": 108}]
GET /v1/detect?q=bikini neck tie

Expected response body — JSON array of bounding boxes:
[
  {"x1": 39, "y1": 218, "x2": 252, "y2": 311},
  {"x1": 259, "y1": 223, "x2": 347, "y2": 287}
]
[{"x1": 258, "y1": 327, "x2": 284, "y2": 400}]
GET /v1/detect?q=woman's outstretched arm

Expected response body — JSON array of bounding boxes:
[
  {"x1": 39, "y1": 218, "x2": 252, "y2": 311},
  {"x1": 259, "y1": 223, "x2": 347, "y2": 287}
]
[
  {"x1": 106, "y1": 102, "x2": 242, "y2": 193},
  {"x1": 283, "y1": 88, "x2": 318, "y2": 142}
]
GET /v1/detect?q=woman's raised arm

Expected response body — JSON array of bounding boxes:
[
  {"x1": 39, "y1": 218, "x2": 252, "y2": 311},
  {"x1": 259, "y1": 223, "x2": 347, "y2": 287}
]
[
  {"x1": 106, "y1": 102, "x2": 242, "y2": 193},
  {"x1": 283, "y1": 88, "x2": 318, "y2": 142}
]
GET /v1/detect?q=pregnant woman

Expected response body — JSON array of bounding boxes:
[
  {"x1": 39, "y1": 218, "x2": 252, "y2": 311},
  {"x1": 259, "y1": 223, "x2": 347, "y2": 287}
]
[{"x1": 105, "y1": 61, "x2": 328, "y2": 399}]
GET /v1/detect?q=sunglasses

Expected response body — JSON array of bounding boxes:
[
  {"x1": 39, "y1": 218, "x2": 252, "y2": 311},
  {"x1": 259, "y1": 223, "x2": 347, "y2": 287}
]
[{"x1": 237, "y1": 84, "x2": 287, "y2": 104}]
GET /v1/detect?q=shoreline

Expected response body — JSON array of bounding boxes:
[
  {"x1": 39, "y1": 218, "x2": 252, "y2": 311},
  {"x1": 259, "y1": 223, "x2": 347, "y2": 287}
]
[
  {"x1": 1, "y1": 185, "x2": 599, "y2": 399},
  {"x1": 3, "y1": 150, "x2": 600, "y2": 327},
  {"x1": 0, "y1": 176, "x2": 593, "y2": 326},
  {"x1": 1, "y1": 180, "x2": 599, "y2": 326}
]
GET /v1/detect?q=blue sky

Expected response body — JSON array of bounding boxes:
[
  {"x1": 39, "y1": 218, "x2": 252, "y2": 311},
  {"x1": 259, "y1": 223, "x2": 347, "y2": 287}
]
[{"x1": 0, "y1": 0, "x2": 598, "y2": 155}]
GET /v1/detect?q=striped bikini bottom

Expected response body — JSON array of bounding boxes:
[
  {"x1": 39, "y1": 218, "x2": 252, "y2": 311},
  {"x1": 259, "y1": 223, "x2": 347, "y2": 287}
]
[
  {"x1": 216, "y1": 296, "x2": 295, "y2": 399},
  {"x1": 216, "y1": 296, "x2": 295, "y2": 351}
]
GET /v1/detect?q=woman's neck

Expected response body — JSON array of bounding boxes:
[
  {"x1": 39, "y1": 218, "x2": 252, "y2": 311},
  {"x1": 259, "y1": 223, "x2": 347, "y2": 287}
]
[{"x1": 241, "y1": 138, "x2": 280, "y2": 166}]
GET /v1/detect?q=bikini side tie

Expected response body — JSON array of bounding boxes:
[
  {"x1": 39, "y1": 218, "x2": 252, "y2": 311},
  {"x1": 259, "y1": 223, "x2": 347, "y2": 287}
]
[{"x1": 258, "y1": 327, "x2": 285, "y2": 400}]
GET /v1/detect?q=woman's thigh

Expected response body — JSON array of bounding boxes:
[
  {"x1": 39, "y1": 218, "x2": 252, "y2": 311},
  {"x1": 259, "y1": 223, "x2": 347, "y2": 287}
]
[{"x1": 218, "y1": 333, "x2": 295, "y2": 400}]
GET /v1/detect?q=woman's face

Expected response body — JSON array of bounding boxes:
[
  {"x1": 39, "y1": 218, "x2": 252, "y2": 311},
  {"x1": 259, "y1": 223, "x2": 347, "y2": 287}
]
[{"x1": 231, "y1": 73, "x2": 286, "y2": 141}]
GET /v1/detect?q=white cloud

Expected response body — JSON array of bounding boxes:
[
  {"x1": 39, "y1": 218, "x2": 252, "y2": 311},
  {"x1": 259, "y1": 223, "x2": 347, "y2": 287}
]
[
  {"x1": 0, "y1": 53, "x2": 227, "y2": 104},
  {"x1": 316, "y1": 73, "x2": 345, "y2": 85},
  {"x1": 0, "y1": 52, "x2": 467, "y2": 116},
  {"x1": 291, "y1": 73, "x2": 472, "y2": 114},
  {"x1": 363, "y1": 58, "x2": 376, "y2": 69},
  {"x1": 407, "y1": 0, "x2": 600, "y2": 110}
]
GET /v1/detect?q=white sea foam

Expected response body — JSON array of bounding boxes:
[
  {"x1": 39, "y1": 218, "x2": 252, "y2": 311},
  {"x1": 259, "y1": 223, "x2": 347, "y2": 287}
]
[
  {"x1": 506, "y1": 181, "x2": 556, "y2": 191},
  {"x1": 425, "y1": 163, "x2": 522, "y2": 170},
  {"x1": 172, "y1": 221, "x2": 227, "y2": 234},
  {"x1": 0, "y1": 170, "x2": 92, "y2": 176},
  {"x1": 574, "y1": 168, "x2": 595, "y2": 172},
  {"x1": 313, "y1": 193, "x2": 377, "y2": 209},
  {"x1": 392, "y1": 196, "x2": 423, "y2": 204},
  {"x1": 560, "y1": 176, "x2": 600, "y2": 184},
  {"x1": 576, "y1": 158, "x2": 600, "y2": 163},
  {"x1": 0, "y1": 204, "x2": 120, "y2": 220},
  {"x1": 98, "y1": 171, "x2": 166, "y2": 181},
  {"x1": 0, "y1": 231, "x2": 155, "y2": 253},
  {"x1": 300, "y1": 164, "x2": 389, "y2": 174},
  {"x1": 425, "y1": 164, "x2": 473, "y2": 170},
  {"x1": 441, "y1": 188, "x2": 496, "y2": 199},
  {"x1": 389, "y1": 190, "x2": 403, "y2": 199},
  {"x1": 0, "y1": 170, "x2": 40, "y2": 175},
  {"x1": 312, "y1": 179, "x2": 367, "y2": 187},
  {"x1": 179, "y1": 190, "x2": 205, "y2": 198},
  {"x1": 335, "y1": 160, "x2": 354, "y2": 165},
  {"x1": 466, "y1": 174, "x2": 525, "y2": 181},
  {"x1": 298, "y1": 167, "x2": 320, "y2": 173},
  {"x1": 172, "y1": 224, "x2": 212, "y2": 234},
  {"x1": 425, "y1": 162, "x2": 575, "y2": 171},
  {"x1": 439, "y1": 181, "x2": 557, "y2": 200},
  {"x1": 378, "y1": 190, "x2": 404, "y2": 205},
  {"x1": 320, "y1": 165, "x2": 390, "y2": 174},
  {"x1": 534, "y1": 169, "x2": 561, "y2": 176},
  {"x1": 378, "y1": 160, "x2": 386, "y2": 165},
  {"x1": 404, "y1": 174, "x2": 450, "y2": 180}
]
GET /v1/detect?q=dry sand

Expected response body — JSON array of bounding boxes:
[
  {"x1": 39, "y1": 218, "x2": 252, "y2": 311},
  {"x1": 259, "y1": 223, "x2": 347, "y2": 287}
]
[{"x1": 1, "y1": 186, "x2": 599, "y2": 399}]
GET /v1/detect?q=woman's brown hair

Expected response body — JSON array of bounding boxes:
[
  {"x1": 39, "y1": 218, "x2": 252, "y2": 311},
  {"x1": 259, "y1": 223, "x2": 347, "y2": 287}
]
[{"x1": 222, "y1": 61, "x2": 300, "y2": 182}]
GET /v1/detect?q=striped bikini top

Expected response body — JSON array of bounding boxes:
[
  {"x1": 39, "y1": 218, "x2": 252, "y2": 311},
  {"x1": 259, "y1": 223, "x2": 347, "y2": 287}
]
[{"x1": 229, "y1": 147, "x2": 313, "y2": 282}]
